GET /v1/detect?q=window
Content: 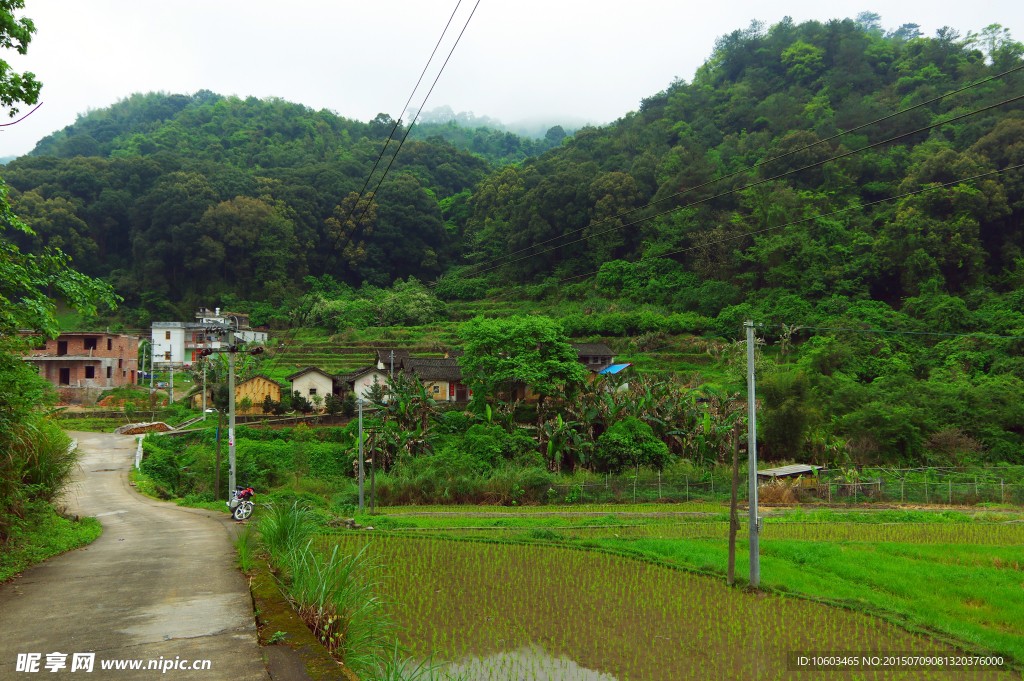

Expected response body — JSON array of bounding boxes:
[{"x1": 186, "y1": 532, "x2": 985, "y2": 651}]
[
  {"x1": 309, "y1": 387, "x2": 317, "y2": 395},
  {"x1": 84, "y1": 338, "x2": 97, "y2": 350},
  {"x1": 106, "y1": 366, "x2": 112, "y2": 379},
  {"x1": 118, "y1": 359, "x2": 123, "y2": 369},
  {"x1": 164, "y1": 352, "x2": 171, "y2": 360},
  {"x1": 107, "y1": 338, "x2": 112, "y2": 351},
  {"x1": 433, "y1": 385, "x2": 440, "y2": 394},
  {"x1": 85, "y1": 366, "x2": 95, "y2": 379}
]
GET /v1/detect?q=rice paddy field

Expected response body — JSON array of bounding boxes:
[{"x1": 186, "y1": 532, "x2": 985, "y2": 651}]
[{"x1": 316, "y1": 505, "x2": 1024, "y2": 680}]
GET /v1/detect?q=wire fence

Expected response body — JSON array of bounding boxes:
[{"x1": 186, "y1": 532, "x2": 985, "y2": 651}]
[{"x1": 539, "y1": 473, "x2": 1024, "y2": 506}]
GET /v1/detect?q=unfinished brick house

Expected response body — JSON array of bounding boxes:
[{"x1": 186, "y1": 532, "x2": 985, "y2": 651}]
[{"x1": 22, "y1": 332, "x2": 140, "y2": 403}]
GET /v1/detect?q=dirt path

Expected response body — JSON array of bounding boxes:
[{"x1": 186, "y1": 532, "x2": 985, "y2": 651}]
[{"x1": 0, "y1": 432, "x2": 268, "y2": 680}]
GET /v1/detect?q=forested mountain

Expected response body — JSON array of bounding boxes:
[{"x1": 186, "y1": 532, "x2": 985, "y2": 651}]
[
  {"x1": 3, "y1": 92, "x2": 514, "y2": 323},
  {"x1": 449, "y1": 17, "x2": 1024, "y2": 303}
]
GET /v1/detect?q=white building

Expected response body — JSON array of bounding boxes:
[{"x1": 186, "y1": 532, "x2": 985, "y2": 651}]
[{"x1": 151, "y1": 307, "x2": 267, "y2": 368}]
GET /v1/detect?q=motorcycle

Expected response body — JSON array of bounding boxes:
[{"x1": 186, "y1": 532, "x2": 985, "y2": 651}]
[{"x1": 227, "y1": 485, "x2": 255, "y2": 521}]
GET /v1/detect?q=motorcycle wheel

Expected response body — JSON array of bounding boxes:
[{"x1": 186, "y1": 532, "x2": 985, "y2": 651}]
[{"x1": 233, "y1": 501, "x2": 253, "y2": 521}]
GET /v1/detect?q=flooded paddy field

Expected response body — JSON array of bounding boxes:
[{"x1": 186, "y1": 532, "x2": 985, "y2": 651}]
[
  {"x1": 384, "y1": 519, "x2": 1024, "y2": 545},
  {"x1": 328, "y1": 534, "x2": 1020, "y2": 680}
]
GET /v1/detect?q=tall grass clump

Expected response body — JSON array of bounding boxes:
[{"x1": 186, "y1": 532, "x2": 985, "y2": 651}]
[
  {"x1": 258, "y1": 501, "x2": 315, "y2": 567},
  {"x1": 232, "y1": 522, "x2": 258, "y2": 572},
  {"x1": 286, "y1": 542, "x2": 391, "y2": 676},
  {"x1": 1, "y1": 418, "x2": 77, "y2": 541}
]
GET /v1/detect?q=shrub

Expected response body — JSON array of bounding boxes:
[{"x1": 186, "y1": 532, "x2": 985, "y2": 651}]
[{"x1": 594, "y1": 417, "x2": 672, "y2": 474}]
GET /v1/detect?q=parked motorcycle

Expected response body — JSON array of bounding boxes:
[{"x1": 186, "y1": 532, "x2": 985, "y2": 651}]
[{"x1": 227, "y1": 485, "x2": 255, "y2": 521}]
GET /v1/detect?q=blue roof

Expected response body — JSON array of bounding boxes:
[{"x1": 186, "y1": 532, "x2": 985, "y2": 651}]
[{"x1": 598, "y1": 363, "x2": 632, "y2": 375}]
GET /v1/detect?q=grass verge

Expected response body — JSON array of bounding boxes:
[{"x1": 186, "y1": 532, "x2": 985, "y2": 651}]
[{"x1": 0, "y1": 503, "x2": 101, "y2": 583}]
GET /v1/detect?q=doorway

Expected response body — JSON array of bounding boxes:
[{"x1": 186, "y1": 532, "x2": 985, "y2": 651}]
[
  {"x1": 57, "y1": 341, "x2": 68, "y2": 356},
  {"x1": 59, "y1": 368, "x2": 70, "y2": 385}
]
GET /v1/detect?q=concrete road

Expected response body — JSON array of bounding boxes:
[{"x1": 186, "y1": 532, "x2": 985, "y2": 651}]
[{"x1": 0, "y1": 432, "x2": 269, "y2": 680}]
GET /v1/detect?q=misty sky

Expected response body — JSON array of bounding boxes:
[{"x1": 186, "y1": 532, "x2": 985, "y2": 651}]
[{"x1": 1, "y1": 0, "x2": 1022, "y2": 157}]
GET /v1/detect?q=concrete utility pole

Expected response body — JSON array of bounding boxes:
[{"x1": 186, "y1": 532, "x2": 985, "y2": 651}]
[
  {"x1": 744, "y1": 320, "x2": 760, "y2": 588},
  {"x1": 202, "y1": 363, "x2": 207, "y2": 420},
  {"x1": 139, "y1": 342, "x2": 146, "y2": 386},
  {"x1": 389, "y1": 350, "x2": 394, "y2": 378},
  {"x1": 228, "y1": 350, "x2": 236, "y2": 493},
  {"x1": 169, "y1": 354, "x2": 174, "y2": 405},
  {"x1": 149, "y1": 342, "x2": 154, "y2": 391},
  {"x1": 357, "y1": 399, "x2": 365, "y2": 513}
]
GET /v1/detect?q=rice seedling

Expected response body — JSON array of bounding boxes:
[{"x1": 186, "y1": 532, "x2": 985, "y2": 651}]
[{"x1": 323, "y1": 535, "x2": 1019, "y2": 680}]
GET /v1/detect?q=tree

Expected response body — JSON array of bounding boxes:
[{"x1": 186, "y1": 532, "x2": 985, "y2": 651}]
[
  {"x1": 593, "y1": 417, "x2": 672, "y2": 475},
  {"x1": 292, "y1": 390, "x2": 313, "y2": 415},
  {"x1": 324, "y1": 393, "x2": 341, "y2": 417},
  {"x1": 0, "y1": 0, "x2": 116, "y2": 541},
  {"x1": 0, "y1": 1, "x2": 39, "y2": 117},
  {"x1": 262, "y1": 394, "x2": 274, "y2": 415},
  {"x1": 239, "y1": 396, "x2": 253, "y2": 414},
  {"x1": 458, "y1": 315, "x2": 587, "y2": 404}
]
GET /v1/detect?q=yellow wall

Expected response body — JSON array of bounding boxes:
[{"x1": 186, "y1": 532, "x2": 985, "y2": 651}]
[{"x1": 235, "y1": 377, "x2": 282, "y2": 414}]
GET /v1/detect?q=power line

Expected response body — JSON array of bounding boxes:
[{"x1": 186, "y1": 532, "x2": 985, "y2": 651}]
[
  {"x1": 324, "y1": 0, "x2": 482, "y2": 282},
  {"x1": 445, "y1": 63, "x2": 1024, "y2": 282},
  {"x1": 315, "y1": 1, "x2": 464, "y2": 279},
  {"x1": 462, "y1": 93, "x2": 1024, "y2": 282},
  {"x1": 263, "y1": 1, "x2": 482, "y2": 377},
  {"x1": 473, "y1": 161, "x2": 1024, "y2": 302},
  {"x1": 765, "y1": 325, "x2": 1024, "y2": 341}
]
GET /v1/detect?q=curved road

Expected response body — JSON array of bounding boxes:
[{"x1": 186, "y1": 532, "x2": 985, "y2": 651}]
[{"x1": 0, "y1": 432, "x2": 269, "y2": 680}]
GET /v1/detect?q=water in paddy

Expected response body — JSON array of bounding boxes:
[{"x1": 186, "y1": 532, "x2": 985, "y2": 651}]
[
  {"x1": 446, "y1": 645, "x2": 616, "y2": 681},
  {"x1": 330, "y1": 536, "x2": 1017, "y2": 681}
]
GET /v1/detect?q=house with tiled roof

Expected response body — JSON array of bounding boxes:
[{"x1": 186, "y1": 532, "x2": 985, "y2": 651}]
[
  {"x1": 570, "y1": 343, "x2": 616, "y2": 372},
  {"x1": 402, "y1": 356, "x2": 472, "y2": 402},
  {"x1": 335, "y1": 365, "x2": 390, "y2": 401}
]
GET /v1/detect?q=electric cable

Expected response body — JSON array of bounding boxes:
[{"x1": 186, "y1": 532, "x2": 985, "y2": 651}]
[
  {"x1": 763, "y1": 325, "x2": 1024, "y2": 340},
  {"x1": 323, "y1": 0, "x2": 482, "y2": 282},
  {"x1": 464, "y1": 93, "x2": 1024, "y2": 282},
  {"x1": 263, "y1": 1, "x2": 482, "y2": 377},
  {"x1": 316, "y1": 0, "x2": 464, "y2": 278},
  {"x1": 444, "y1": 64, "x2": 1024, "y2": 282}
]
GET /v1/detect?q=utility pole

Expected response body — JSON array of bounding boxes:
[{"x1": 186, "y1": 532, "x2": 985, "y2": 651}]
[
  {"x1": 357, "y1": 399, "x2": 365, "y2": 513},
  {"x1": 150, "y1": 341, "x2": 154, "y2": 391},
  {"x1": 139, "y1": 342, "x2": 146, "y2": 387},
  {"x1": 202, "y1": 363, "x2": 207, "y2": 420},
  {"x1": 389, "y1": 350, "x2": 394, "y2": 378},
  {"x1": 228, "y1": 349, "x2": 236, "y2": 492},
  {"x1": 745, "y1": 320, "x2": 760, "y2": 588},
  {"x1": 169, "y1": 353, "x2": 174, "y2": 405},
  {"x1": 728, "y1": 421, "x2": 741, "y2": 586}
]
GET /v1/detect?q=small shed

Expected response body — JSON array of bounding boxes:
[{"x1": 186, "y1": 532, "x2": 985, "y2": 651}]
[{"x1": 757, "y1": 464, "x2": 822, "y2": 487}]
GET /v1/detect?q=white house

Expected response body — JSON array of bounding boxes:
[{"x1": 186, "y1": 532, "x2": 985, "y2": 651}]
[
  {"x1": 345, "y1": 366, "x2": 391, "y2": 401},
  {"x1": 286, "y1": 367, "x2": 334, "y2": 402},
  {"x1": 151, "y1": 307, "x2": 267, "y2": 368}
]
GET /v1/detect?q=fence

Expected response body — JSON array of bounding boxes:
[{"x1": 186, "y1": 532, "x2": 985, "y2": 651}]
[{"x1": 537, "y1": 471, "x2": 1024, "y2": 507}]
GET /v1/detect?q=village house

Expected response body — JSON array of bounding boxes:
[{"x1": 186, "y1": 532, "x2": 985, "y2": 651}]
[
  {"x1": 336, "y1": 365, "x2": 391, "y2": 401},
  {"x1": 373, "y1": 348, "x2": 410, "y2": 374},
  {"x1": 286, "y1": 366, "x2": 335, "y2": 403},
  {"x1": 401, "y1": 356, "x2": 472, "y2": 402},
  {"x1": 152, "y1": 307, "x2": 267, "y2": 368},
  {"x1": 192, "y1": 374, "x2": 286, "y2": 414},
  {"x1": 22, "y1": 331, "x2": 140, "y2": 403}
]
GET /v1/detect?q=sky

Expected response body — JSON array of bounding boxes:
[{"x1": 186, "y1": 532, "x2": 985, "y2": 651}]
[{"x1": 1, "y1": 0, "x2": 1022, "y2": 157}]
